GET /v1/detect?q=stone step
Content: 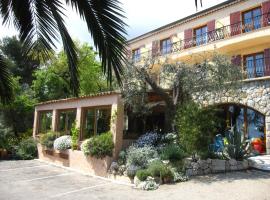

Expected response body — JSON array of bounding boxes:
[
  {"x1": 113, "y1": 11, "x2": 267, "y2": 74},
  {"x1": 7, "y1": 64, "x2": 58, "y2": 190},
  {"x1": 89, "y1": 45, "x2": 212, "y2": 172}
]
[{"x1": 248, "y1": 155, "x2": 270, "y2": 171}]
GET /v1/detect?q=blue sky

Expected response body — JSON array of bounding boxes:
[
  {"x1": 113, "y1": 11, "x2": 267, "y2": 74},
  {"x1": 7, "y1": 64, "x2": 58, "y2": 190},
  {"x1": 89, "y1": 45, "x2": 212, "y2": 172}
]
[{"x1": 0, "y1": 0, "x2": 227, "y2": 48}]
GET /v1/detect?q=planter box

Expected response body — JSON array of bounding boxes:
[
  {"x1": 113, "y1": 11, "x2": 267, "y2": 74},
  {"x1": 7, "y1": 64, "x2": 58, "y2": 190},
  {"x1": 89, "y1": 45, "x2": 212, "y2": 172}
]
[
  {"x1": 37, "y1": 143, "x2": 112, "y2": 177},
  {"x1": 0, "y1": 149, "x2": 8, "y2": 159}
]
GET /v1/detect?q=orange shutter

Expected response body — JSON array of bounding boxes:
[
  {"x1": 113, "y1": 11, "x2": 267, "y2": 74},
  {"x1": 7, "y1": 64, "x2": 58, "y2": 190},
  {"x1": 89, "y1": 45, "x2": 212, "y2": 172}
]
[
  {"x1": 184, "y1": 29, "x2": 193, "y2": 49},
  {"x1": 262, "y1": 0, "x2": 270, "y2": 27},
  {"x1": 264, "y1": 49, "x2": 270, "y2": 76},
  {"x1": 207, "y1": 20, "x2": 216, "y2": 42},
  {"x1": 152, "y1": 40, "x2": 160, "y2": 57},
  {"x1": 230, "y1": 11, "x2": 241, "y2": 36}
]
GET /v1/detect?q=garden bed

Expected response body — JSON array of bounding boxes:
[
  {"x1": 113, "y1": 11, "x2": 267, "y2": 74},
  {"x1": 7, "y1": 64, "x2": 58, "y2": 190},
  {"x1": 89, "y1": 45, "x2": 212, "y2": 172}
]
[{"x1": 37, "y1": 144, "x2": 113, "y2": 176}]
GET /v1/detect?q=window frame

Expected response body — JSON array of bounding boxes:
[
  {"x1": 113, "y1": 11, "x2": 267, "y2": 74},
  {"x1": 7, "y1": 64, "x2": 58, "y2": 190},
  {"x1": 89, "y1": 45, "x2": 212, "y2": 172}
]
[
  {"x1": 132, "y1": 48, "x2": 141, "y2": 62},
  {"x1": 81, "y1": 105, "x2": 112, "y2": 140},
  {"x1": 242, "y1": 6, "x2": 262, "y2": 33},
  {"x1": 194, "y1": 25, "x2": 208, "y2": 46}
]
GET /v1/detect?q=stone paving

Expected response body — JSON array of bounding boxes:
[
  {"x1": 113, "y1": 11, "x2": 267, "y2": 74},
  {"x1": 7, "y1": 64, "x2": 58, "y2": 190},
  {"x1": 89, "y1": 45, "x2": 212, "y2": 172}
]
[{"x1": 0, "y1": 160, "x2": 269, "y2": 200}]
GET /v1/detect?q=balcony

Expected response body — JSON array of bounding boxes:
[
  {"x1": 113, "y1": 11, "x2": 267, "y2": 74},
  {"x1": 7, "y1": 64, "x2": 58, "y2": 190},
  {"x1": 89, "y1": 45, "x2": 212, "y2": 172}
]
[{"x1": 131, "y1": 12, "x2": 270, "y2": 63}]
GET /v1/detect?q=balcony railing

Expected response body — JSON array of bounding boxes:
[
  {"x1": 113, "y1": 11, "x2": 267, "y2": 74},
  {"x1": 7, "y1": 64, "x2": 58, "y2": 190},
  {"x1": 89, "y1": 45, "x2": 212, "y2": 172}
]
[{"x1": 131, "y1": 12, "x2": 270, "y2": 63}]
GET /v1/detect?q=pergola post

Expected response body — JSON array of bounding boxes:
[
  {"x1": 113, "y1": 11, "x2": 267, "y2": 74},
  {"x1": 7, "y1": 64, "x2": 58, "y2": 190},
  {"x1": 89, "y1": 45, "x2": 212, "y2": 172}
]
[
  {"x1": 266, "y1": 115, "x2": 270, "y2": 155},
  {"x1": 76, "y1": 107, "x2": 82, "y2": 129},
  {"x1": 32, "y1": 109, "x2": 39, "y2": 138},
  {"x1": 52, "y1": 109, "x2": 59, "y2": 132}
]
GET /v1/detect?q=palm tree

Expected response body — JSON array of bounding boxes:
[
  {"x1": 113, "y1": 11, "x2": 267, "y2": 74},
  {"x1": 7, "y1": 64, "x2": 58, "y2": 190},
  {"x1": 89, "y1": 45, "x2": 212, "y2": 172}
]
[
  {"x1": 195, "y1": 0, "x2": 203, "y2": 10},
  {"x1": 0, "y1": 0, "x2": 127, "y2": 103},
  {"x1": 0, "y1": 55, "x2": 13, "y2": 104}
]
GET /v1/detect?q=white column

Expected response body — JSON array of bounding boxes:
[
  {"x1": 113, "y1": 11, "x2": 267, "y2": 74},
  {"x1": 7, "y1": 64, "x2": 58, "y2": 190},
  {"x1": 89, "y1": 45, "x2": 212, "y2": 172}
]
[
  {"x1": 51, "y1": 109, "x2": 59, "y2": 132},
  {"x1": 32, "y1": 109, "x2": 39, "y2": 138},
  {"x1": 76, "y1": 107, "x2": 82, "y2": 129}
]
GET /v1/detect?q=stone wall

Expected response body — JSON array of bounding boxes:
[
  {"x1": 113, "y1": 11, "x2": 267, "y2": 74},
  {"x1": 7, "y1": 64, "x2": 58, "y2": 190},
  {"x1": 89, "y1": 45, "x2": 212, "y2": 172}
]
[
  {"x1": 185, "y1": 158, "x2": 250, "y2": 176},
  {"x1": 192, "y1": 78, "x2": 270, "y2": 154}
]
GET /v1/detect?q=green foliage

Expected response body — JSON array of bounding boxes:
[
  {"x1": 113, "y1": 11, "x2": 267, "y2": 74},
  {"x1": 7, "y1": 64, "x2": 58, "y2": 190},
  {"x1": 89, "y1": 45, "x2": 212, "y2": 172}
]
[
  {"x1": 160, "y1": 166, "x2": 174, "y2": 181},
  {"x1": 160, "y1": 145, "x2": 186, "y2": 162},
  {"x1": 118, "y1": 150, "x2": 127, "y2": 165},
  {"x1": 81, "y1": 139, "x2": 92, "y2": 156},
  {"x1": 176, "y1": 101, "x2": 221, "y2": 156},
  {"x1": 147, "y1": 160, "x2": 165, "y2": 177},
  {"x1": 40, "y1": 132, "x2": 57, "y2": 149},
  {"x1": 224, "y1": 127, "x2": 246, "y2": 160},
  {"x1": 126, "y1": 145, "x2": 158, "y2": 168},
  {"x1": 16, "y1": 138, "x2": 37, "y2": 160},
  {"x1": 71, "y1": 122, "x2": 79, "y2": 150},
  {"x1": 87, "y1": 132, "x2": 114, "y2": 158},
  {"x1": 0, "y1": 77, "x2": 36, "y2": 135},
  {"x1": 136, "y1": 169, "x2": 151, "y2": 181},
  {"x1": 32, "y1": 42, "x2": 110, "y2": 102}
]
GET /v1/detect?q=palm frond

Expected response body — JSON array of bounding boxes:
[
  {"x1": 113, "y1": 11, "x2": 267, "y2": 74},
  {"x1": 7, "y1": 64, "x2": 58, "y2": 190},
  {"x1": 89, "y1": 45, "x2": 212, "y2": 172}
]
[
  {"x1": 46, "y1": 0, "x2": 79, "y2": 95},
  {"x1": 0, "y1": 53, "x2": 13, "y2": 104},
  {"x1": 66, "y1": 0, "x2": 127, "y2": 84}
]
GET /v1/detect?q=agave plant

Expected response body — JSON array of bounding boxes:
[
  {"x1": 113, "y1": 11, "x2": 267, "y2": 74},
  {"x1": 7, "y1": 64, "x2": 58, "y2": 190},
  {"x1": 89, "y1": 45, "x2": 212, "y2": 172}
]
[{"x1": 0, "y1": 0, "x2": 127, "y2": 103}]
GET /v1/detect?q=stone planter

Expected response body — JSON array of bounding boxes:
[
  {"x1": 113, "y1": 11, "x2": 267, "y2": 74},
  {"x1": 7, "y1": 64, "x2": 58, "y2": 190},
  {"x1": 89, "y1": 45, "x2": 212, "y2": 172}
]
[
  {"x1": 185, "y1": 158, "x2": 250, "y2": 176},
  {"x1": 0, "y1": 149, "x2": 8, "y2": 159},
  {"x1": 54, "y1": 149, "x2": 69, "y2": 160}
]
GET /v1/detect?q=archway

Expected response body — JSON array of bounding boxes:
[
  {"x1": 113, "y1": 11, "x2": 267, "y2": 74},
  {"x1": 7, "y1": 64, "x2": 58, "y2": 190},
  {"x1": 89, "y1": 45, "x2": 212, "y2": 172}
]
[{"x1": 214, "y1": 103, "x2": 266, "y2": 154}]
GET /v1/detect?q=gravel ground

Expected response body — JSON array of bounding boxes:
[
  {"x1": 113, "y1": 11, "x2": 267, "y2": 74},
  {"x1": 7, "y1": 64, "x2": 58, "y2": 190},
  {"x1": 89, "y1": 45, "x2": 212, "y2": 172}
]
[{"x1": 0, "y1": 160, "x2": 269, "y2": 200}]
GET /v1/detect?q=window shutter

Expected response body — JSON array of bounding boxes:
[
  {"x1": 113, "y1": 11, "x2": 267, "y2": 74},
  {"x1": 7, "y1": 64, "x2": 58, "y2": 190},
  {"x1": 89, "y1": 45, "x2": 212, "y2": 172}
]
[
  {"x1": 207, "y1": 20, "x2": 216, "y2": 42},
  {"x1": 230, "y1": 11, "x2": 241, "y2": 36},
  {"x1": 184, "y1": 28, "x2": 193, "y2": 49},
  {"x1": 152, "y1": 40, "x2": 160, "y2": 57},
  {"x1": 264, "y1": 48, "x2": 270, "y2": 76},
  {"x1": 231, "y1": 55, "x2": 242, "y2": 66},
  {"x1": 126, "y1": 48, "x2": 132, "y2": 60},
  {"x1": 262, "y1": 1, "x2": 270, "y2": 27}
]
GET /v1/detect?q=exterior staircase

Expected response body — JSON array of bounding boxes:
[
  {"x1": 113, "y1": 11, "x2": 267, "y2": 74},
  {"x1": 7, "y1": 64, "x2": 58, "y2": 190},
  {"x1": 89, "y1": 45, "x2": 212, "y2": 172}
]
[{"x1": 248, "y1": 155, "x2": 270, "y2": 171}]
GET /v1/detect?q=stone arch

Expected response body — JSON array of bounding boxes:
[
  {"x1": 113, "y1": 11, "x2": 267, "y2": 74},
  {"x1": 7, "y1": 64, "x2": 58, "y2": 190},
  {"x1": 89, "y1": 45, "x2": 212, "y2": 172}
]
[{"x1": 192, "y1": 79, "x2": 270, "y2": 154}]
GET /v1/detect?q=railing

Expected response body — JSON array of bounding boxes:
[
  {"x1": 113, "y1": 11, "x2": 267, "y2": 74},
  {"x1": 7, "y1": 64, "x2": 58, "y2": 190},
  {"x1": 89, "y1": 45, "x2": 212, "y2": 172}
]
[{"x1": 131, "y1": 12, "x2": 270, "y2": 63}]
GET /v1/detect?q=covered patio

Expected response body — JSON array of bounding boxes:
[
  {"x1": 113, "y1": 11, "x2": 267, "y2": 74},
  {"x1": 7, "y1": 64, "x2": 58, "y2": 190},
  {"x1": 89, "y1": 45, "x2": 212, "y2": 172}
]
[{"x1": 32, "y1": 92, "x2": 124, "y2": 176}]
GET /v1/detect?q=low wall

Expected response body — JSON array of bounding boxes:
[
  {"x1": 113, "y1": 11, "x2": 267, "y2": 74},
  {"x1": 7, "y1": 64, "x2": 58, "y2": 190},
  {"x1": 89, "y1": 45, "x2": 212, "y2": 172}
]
[
  {"x1": 37, "y1": 144, "x2": 113, "y2": 177},
  {"x1": 185, "y1": 158, "x2": 250, "y2": 176}
]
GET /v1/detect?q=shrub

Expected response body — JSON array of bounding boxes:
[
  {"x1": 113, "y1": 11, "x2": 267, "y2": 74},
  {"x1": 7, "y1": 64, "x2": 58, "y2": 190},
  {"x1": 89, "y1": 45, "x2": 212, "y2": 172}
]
[
  {"x1": 161, "y1": 132, "x2": 178, "y2": 144},
  {"x1": 118, "y1": 150, "x2": 127, "y2": 165},
  {"x1": 160, "y1": 166, "x2": 174, "y2": 181},
  {"x1": 136, "y1": 132, "x2": 159, "y2": 147},
  {"x1": 160, "y1": 145, "x2": 186, "y2": 162},
  {"x1": 81, "y1": 138, "x2": 91, "y2": 156},
  {"x1": 147, "y1": 160, "x2": 165, "y2": 177},
  {"x1": 16, "y1": 138, "x2": 37, "y2": 160},
  {"x1": 126, "y1": 145, "x2": 158, "y2": 168},
  {"x1": 176, "y1": 102, "x2": 221, "y2": 156},
  {"x1": 136, "y1": 169, "x2": 151, "y2": 181},
  {"x1": 53, "y1": 135, "x2": 71, "y2": 150},
  {"x1": 127, "y1": 165, "x2": 140, "y2": 179},
  {"x1": 40, "y1": 131, "x2": 57, "y2": 149},
  {"x1": 71, "y1": 122, "x2": 79, "y2": 150},
  {"x1": 87, "y1": 132, "x2": 114, "y2": 158}
]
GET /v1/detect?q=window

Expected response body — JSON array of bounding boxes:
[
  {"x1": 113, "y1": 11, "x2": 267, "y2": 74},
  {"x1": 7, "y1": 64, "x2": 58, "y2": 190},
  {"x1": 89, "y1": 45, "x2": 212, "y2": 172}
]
[
  {"x1": 244, "y1": 53, "x2": 264, "y2": 78},
  {"x1": 132, "y1": 48, "x2": 140, "y2": 62},
  {"x1": 82, "y1": 107, "x2": 111, "y2": 139},
  {"x1": 38, "y1": 111, "x2": 52, "y2": 133},
  {"x1": 194, "y1": 25, "x2": 208, "y2": 46},
  {"x1": 160, "y1": 38, "x2": 171, "y2": 55},
  {"x1": 242, "y1": 7, "x2": 262, "y2": 33},
  {"x1": 58, "y1": 109, "x2": 76, "y2": 135}
]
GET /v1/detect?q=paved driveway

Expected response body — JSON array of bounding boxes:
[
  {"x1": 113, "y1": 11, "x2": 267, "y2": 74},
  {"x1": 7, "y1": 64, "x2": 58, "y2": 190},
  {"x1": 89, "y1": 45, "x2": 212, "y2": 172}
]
[{"x1": 0, "y1": 160, "x2": 270, "y2": 200}]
